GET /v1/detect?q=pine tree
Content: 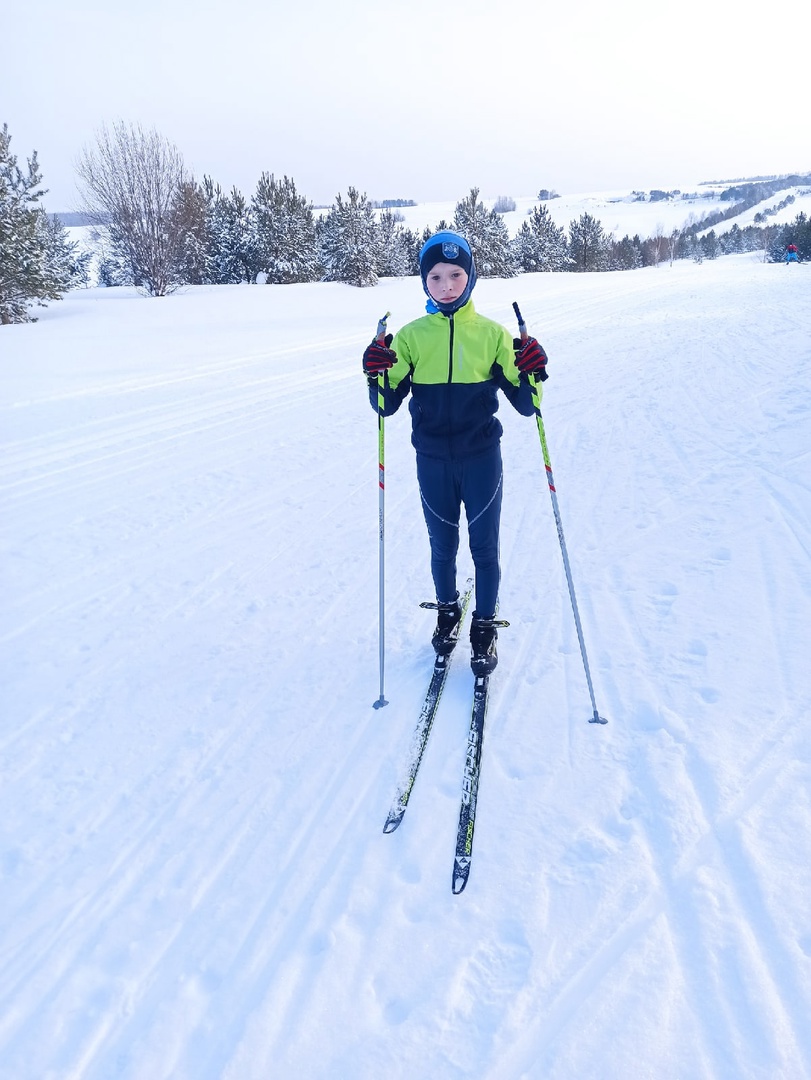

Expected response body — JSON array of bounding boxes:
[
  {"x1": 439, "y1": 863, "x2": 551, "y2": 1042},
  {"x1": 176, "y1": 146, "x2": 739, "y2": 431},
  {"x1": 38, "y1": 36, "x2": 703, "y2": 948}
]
[
  {"x1": 204, "y1": 181, "x2": 256, "y2": 284},
  {"x1": 568, "y1": 212, "x2": 610, "y2": 272},
  {"x1": 453, "y1": 187, "x2": 516, "y2": 278},
  {"x1": 170, "y1": 179, "x2": 209, "y2": 285},
  {"x1": 250, "y1": 173, "x2": 320, "y2": 284},
  {"x1": 375, "y1": 209, "x2": 415, "y2": 277},
  {"x1": 420, "y1": 222, "x2": 451, "y2": 251},
  {"x1": 686, "y1": 234, "x2": 704, "y2": 264},
  {"x1": 700, "y1": 230, "x2": 719, "y2": 260},
  {"x1": 452, "y1": 188, "x2": 488, "y2": 258},
  {"x1": 400, "y1": 224, "x2": 422, "y2": 275},
  {"x1": 227, "y1": 187, "x2": 260, "y2": 283},
  {"x1": 609, "y1": 235, "x2": 643, "y2": 270},
  {"x1": 44, "y1": 214, "x2": 87, "y2": 288},
  {"x1": 780, "y1": 211, "x2": 810, "y2": 261},
  {"x1": 511, "y1": 204, "x2": 568, "y2": 272},
  {"x1": 96, "y1": 237, "x2": 134, "y2": 287},
  {"x1": 318, "y1": 187, "x2": 378, "y2": 287},
  {"x1": 1, "y1": 124, "x2": 76, "y2": 323},
  {"x1": 198, "y1": 178, "x2": 232, "y2": 284}
]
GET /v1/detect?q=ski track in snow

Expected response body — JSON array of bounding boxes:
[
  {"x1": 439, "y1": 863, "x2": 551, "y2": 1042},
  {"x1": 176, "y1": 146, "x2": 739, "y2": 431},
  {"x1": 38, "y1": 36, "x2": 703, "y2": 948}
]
[{"x1": 1, "y1": 259, "x2": 810, "y2": 1079}]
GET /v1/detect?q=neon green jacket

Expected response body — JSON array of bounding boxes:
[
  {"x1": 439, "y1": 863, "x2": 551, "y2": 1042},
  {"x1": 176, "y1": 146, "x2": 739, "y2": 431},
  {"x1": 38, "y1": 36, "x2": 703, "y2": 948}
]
[{"x1": 371, "y1": 301, "x2": 538, "y2": 459}]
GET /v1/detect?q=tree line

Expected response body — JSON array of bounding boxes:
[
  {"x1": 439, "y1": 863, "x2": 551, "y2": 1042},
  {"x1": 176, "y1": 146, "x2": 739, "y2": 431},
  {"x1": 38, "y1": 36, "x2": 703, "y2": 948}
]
[{"x1": 2, "y1": 120, "x2": 809, "y2": 324}]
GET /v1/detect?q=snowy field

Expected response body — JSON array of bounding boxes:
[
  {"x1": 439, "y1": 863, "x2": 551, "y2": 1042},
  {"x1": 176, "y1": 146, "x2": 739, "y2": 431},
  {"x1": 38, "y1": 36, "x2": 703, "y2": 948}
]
[
  {"x1": 382, "y1": 183, "x2": 811, "y2": 242},
  {"x1": 2, "y1": 255, "x2": 810, "y2": 1079}
]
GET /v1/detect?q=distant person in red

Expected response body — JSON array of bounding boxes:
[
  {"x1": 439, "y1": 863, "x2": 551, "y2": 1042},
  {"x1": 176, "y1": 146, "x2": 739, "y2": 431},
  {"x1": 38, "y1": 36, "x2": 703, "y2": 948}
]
[{"x1": 784, "y1": 243, "x2": 799, "y2": 264}]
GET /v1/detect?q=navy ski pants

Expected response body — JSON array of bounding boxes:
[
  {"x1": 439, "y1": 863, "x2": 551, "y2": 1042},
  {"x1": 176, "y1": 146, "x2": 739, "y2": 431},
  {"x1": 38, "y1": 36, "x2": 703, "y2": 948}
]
[{"x1": 416, "y1": 446, "x2": 503, "y2": 618}]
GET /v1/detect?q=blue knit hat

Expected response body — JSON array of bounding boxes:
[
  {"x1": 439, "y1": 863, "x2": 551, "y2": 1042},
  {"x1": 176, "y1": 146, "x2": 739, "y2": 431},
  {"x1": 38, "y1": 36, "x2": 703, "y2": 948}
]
[{"x1": 419, "y1": 230, "x2": 477, "y2": 314}]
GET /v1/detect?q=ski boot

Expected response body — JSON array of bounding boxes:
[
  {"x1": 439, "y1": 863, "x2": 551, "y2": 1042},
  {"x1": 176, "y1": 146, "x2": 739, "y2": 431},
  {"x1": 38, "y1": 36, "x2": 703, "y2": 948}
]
[
  {"x1": 470, "y1": 613, "x2": 506, "y2": 676},
  {"x1": 427, "y1": 594, "x2": 464, "y2": 656}
]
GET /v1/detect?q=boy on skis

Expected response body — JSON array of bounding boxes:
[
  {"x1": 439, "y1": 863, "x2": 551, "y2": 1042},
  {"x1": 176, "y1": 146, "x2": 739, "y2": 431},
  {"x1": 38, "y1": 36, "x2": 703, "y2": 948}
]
[{"x1": 361, "y1": 230, "x2": 548, "y2": 676}]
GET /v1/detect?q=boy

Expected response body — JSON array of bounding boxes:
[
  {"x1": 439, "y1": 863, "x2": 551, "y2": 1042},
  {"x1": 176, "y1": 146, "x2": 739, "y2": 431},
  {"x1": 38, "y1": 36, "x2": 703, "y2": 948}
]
[{"x1": 362, "y1": 230, "x2": 548, "y2": 675}]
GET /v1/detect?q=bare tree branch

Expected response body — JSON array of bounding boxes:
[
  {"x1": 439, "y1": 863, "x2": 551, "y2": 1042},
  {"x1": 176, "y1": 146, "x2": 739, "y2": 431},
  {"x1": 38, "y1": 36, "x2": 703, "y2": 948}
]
[{"x1": 76, "y1": 122, "x2": 187, "y2": 296}]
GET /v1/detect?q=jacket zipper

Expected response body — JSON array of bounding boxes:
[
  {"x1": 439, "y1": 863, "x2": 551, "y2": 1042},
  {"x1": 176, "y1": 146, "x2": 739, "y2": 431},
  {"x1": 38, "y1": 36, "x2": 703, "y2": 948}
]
[{"x1": 446, "y1": 313, "x2": 455, "y2": 456}]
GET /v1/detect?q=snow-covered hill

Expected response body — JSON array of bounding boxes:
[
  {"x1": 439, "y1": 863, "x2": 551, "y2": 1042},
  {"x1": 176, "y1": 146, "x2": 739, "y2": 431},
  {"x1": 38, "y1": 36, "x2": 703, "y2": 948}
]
[
  {"x1": 2, "y1": 255, "x2": 810, "y2": 1078},
  {"x1": 392, "y1": 182, "x2": 811, "y2": 242}
]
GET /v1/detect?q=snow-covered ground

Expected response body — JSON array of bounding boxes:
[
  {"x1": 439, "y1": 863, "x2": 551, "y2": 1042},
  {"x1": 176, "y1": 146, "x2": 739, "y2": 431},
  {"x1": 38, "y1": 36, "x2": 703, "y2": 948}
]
[
  {"x1": 2, "y1": 255, "x2": 810, "y2": 1079},
  {"x1": 708, "y1": 185, "x2": 811, "y2": 231},
  {"x1": 387, "y1": 183, "x2": 811, "y2": 242}
]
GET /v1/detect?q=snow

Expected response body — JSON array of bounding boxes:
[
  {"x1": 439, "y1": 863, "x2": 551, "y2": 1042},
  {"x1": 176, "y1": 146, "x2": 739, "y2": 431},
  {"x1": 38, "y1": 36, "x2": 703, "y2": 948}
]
[
  {"x1": 66, "y1": 181, "x2": 811, "y2": 280},
  {"x1": 710, "y1": 186, "x2": 811, "y2": 231},
  {"x1": 2, "y1": 254, "x2": 811, "y2": 1079},
  {"x1": 383, "y1": 183, "x2": 811, "y2": 243}
]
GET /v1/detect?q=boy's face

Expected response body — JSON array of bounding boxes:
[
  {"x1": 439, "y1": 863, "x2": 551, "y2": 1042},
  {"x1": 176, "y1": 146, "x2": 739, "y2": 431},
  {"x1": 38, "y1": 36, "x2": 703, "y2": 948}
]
[{"x1": 425, "y1": 262, "x2": 469, "y2": 305}]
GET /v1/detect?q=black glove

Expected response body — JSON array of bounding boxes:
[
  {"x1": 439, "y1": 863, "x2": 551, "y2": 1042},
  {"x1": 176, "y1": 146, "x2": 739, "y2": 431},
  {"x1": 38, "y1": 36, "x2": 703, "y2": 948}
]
[
  {"x1": 362, "y1": 334, "x2": 396, "y2": 377},
  {"x1": 513, "y1": 336, "x2": 548, "y2": 381}
]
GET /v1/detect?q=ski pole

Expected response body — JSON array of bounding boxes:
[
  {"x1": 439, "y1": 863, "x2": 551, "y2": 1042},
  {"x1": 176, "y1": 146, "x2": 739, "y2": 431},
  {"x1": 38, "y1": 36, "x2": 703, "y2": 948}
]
[
  {"x1": 373, "y1": 310, "x2": 391, "y2": 709},
  {"x1": 513, "y1": 301, "x2": 607, "y2": 725}
]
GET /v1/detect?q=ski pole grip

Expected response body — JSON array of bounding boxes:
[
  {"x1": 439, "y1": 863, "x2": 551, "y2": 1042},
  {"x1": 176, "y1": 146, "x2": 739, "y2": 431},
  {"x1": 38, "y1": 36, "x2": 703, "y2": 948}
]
[
  {"x1": 512, "y1": 301, "x2": 527, "y2": 343},
  {"x1": 376, "y1": 311, "x2": 391, "y2": 344}
]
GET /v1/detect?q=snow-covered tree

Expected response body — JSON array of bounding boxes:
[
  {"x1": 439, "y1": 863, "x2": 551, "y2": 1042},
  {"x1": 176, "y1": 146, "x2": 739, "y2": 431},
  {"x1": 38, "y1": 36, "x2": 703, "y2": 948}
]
[
  {"x1": 568, "y1": 212, "x2": 611, "y2": 272},
  {"x1": 1, "y1": 123, "x2": 76, "y2": 323},
  {"x1": 318, "y1": 187, "x2": 378, "y2": 287},
  {"x1": 421, "y1": 221, "x2": 451, "y2": 249},
  {"x1": 685, "y1": 233, "x2": 704, "y2": 264},
  {"x1": 609, "y1": 235, "x2": 643, "y2": 270},
  {"x1": 203, "y1": 180, "x2": 257, "y2": 284},
  {"x1": 452, "y1": 188, "x2": 489, "y2": 253},
  {"x1": 96, "y1": 236, "x2": 134, "y2": 287},
  {"x1": 170, "y1": 178, "x2": 209, "y2": 286},
  {"x1": 786, "y1": 211, "x2": 810, "y2": 260},
  {"x1": 76, "y1": 122, "x2": 188, "y2": 296},
  {"x1": 700, "y1": 230, "x2": 719, "y2": 260},
  {"x1": 399, "y1": 223, "x2": 422, "y2": 276},
  {"x1": 511, "y1": 204, "x2": 568, "y2": 272},
  {"x1": 46, "y1": 213, "x2": 89, "y2": 287},
  {"x1": 453, "y1": 188, "x2": 516, "y2": 278},
  {"x1": 250, "y1": 173, "x2": 319, "y2": 284},
  {"x1": 375, "y1": 209, "x2": 416, "y2": 277}
]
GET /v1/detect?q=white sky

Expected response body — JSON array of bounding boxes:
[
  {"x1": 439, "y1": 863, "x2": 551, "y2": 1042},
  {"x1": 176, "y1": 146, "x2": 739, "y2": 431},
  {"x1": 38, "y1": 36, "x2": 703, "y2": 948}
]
[{"x1": 4, "y1": 0, "x2": 808, "y2": 212}]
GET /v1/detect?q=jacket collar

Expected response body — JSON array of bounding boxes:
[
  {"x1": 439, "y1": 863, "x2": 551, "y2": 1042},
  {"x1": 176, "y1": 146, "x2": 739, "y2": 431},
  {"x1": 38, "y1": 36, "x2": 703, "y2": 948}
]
[{"x1": 430, "y1": 299, "x2": 476, "y2": 320}]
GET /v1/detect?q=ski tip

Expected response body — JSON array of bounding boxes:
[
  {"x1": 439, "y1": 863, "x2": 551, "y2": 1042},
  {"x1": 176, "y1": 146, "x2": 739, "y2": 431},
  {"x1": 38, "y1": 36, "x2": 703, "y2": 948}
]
[
  {"x1": 383, "y1": 817, "x2": 402, "y2": 834},
  {"x1": 373, "y1": 697, "x2": 389, "y2": 710},
  {"x1": 589, "y1": 712, "x2": 608, "y2": 725}
]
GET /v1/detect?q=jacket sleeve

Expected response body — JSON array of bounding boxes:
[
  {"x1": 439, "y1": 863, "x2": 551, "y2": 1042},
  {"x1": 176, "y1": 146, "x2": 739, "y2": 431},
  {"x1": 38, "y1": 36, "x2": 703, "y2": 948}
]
[
  {"x1": 366, "y1": 370, "x2": 412, "y2": 415},
  {"x1": 492, "y1": 326, "x2": 539, "y2": 417}
]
